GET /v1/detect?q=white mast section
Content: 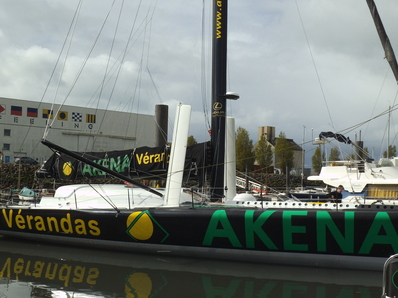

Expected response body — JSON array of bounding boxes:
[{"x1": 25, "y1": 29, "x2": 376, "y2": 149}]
[
  {"x1": 164, "y1": 104, "x2": 192, "y2": 206},
  {"x1": 224, "y1": 117, "x2": 236, "y2": 201}
]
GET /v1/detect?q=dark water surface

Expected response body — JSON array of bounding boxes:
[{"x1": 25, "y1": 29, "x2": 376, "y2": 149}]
[{"x1": 0, "y1": 236, "x2": 383, "y2": 297}]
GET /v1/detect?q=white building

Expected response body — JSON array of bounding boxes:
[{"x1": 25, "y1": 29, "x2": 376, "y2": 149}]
[{"x1": 0, "y1": 97, "x2": 156, "y2": 164}]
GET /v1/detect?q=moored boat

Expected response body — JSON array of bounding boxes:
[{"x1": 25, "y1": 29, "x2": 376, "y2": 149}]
[
  {"x1": 309, "y1": 157, "x2": 398, "y2": 204},
  {"x1": 18, "y1": 187, "x2": 41, "y2": 202},
  {"x1": 0, "y1": 0, "x2": 398, "y2": 272}
]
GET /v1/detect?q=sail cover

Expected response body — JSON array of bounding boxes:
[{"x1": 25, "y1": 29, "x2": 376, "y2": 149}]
[
  {"x1": 38, "y1": 141, "x2": 210, "y2": 185},
  {"x1": 366, "y1": 0, "x2": 398, "y2": 83},
  {"x1": 319, "y1": 132, "x2": 352, "y2": 144}
]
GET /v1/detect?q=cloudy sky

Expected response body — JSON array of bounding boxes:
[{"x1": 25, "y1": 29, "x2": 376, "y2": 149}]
[{"x1": 1, "y1": 0, "x2": 398, "y2": 166}]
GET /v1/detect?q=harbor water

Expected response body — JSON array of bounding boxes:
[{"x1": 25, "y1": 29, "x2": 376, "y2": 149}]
[{"x1": 0, "y1": 236, "x2": 383, "y2": 297}]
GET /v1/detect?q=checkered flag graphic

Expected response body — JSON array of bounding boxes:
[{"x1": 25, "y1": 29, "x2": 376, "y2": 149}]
[{"x1": 72, "y1": 112, "x2": 82, "y2": 122}]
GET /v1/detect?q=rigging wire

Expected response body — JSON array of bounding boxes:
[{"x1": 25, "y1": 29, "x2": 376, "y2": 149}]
[
  {"x1": 294, "y1": 0, "x2": 335, "y2": 130},
  {"x1": 19, "y1": 0, "x2": 84, "y2": 150},
  {"x1": 46, "y1": 2, "x2": 84, "y2": 137},
  {"x1": 90, "y1": 0, "x2": 126, "y2": 151},
  {"x1": 48, "y1": 0, "x2": 117, "y2": 133},
  {"x1": 144, "y1": 0, "x2": 171, "y2": 145}
]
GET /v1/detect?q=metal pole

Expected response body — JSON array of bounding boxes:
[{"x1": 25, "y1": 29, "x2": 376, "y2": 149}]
[
  {"x1": 154, "y1": 104, "x2": 168, "y2": 147},
  {"x1": 210, "y1": 0, "x2": 228, "y2": 201}
]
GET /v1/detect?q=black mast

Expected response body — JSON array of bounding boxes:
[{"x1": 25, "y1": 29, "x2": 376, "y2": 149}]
[
  {"x1": 366, "y1": 0, "x2": 398, "y2": 83},
  {"x1": 210, "y1": 0, "x2": 228, "y2": 200}
]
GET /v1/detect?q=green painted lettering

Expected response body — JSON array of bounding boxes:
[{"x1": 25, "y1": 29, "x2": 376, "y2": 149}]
[
  {"x1": 359, "y1": 212, "x2": 398, "y2": 254},
  {"x1": 92, "y1": 162, "x2": 105, "y2": 176},
  {"x1": 203, "y1": 210, "x2": 242, "y2": 247},
  {"x1": 81, "y1": 164, "x2": 92, "y2": 176},
  {"x1": 122, "y1": 154, "x2": 131, "y2": 172},
  {"x1": 316, "y1": 211, "x2": 354, "y2": 253},
  {"x1": 283, "y1": 211, "x2": 308, "y2": 251},
  {"x1": 245, "y1": 210, "x2": 277, "y2": 249},
  {"x1": 110, "y1": 157, "x2": 120, "y2": 172}
]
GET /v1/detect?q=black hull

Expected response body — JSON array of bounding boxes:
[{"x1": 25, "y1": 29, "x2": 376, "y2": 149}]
[{"x1": 0, "y1": 206, "x2": 394, "y2": 270}]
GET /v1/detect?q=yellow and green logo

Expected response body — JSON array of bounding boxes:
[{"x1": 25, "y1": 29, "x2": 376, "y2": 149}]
[
  {"x1": 126, "y1": 211, "x2": 169, "y2": 243},
  {"x1": 62, "y1": 161, "x2": 73, "y2": 176}
]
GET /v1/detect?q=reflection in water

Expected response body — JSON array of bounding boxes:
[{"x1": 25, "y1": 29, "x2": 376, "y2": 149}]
[{"x1": 0, "y1": 236, "x2": 383, "y2": 297}]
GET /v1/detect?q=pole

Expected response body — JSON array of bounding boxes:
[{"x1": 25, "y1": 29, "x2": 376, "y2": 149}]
[
  {"x1": 154, "y1": 104, "x2": 168, "y2": 147},
  {"x1": 210, "y1": 0, "x2": 228, "y2": 201},
  {"x1": 301, "y1": 125, "x2": 305, "y2": 190}
]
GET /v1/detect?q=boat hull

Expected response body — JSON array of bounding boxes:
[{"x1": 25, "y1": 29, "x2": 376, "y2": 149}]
[
  {"x1": 0, "y1": 206, "x2": 394, "y2": 270},
  {"x1": 289, "y1": 192, "x2": 329, "y2": 202}
]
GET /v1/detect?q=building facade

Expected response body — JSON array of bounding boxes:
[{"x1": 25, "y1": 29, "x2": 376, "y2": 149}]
[
  {"x1": 257, "y1": 126, "x2": 304, "y2": 174},
  {"x1": 0, "y1": 97, "x2": 156, "y2": 164}
]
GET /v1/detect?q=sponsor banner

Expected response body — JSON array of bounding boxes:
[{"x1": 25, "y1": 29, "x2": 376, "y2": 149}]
[
  {"x1": 78, "y1": 149, "x2": 134, "y2": 178},
  {"x1": 57, "y1": 156, "x2": 80, "y2": 180},
  {"x1": 184, "y1": 141, "x2": 210, "y2": 187},
  {"x1": 130, "y1": 146, "x2": 168, "y2": 176},
  {"x1": 38, "y1": 142, "x2": 210, "y2": 181}
]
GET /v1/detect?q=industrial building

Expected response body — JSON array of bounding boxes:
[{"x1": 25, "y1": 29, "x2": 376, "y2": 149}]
[{"x1": 0, "y1": 97, "x2": 156, "y2": 164}]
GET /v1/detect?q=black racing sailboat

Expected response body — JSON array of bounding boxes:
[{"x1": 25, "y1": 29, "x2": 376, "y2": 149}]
[{"x1": 0, "y1": 0, "x2": 397, "y2": 271}]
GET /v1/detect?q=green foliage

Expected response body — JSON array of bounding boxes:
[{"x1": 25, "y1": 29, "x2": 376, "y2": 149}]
[
  {"x1": 235, "y1": 127, "x2": 255, "y2": 172},
  {"x1": 187, "y1": 135, "x2": 197, "y2": 146},
  {"x1": 274, "y1": 131, "x2": 294, "y2": 174},
  {"x1": 255, "y1": 135, "x2": 273, "y2": 173},
  {"x1": 383, "y1": 145, "x2": 396, "y2": 158},
  {"x1": 312, "y1": 146, "x2": 325, "y2": 174},
  {"x1": 329, "y1": 147, "x2": 340, "y2": 161}
]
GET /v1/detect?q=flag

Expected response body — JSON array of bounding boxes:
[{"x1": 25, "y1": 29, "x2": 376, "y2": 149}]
[
  {"x1": 57, "y1": 111, "x2": 68, "y2": 120},
  {"x1": 0, "y1": 105, "x2": 5, "y2": 114},
  {"x1": 11, "y1": 106, "x2": 22, "y2": 116},
  {"x1": 86, "y1": 114, "x2": 96, "y2": 123},
  {"x1": 42, "y1": 109, "x2": 54, "y2": 119},
  {"x1": 72, "y1": 112, "x2": 82, "y2": 122},
  {"x1": 27, "y1": 107, "x2": 38, "y2": 117}
]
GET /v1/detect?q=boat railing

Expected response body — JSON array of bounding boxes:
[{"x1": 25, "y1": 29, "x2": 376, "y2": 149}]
[
  {"x1": 382, "y1": 254, "x2": 398, "y2": 297},
  {"x1": 323, "y1": 160, "x2": 360, "y2": 167}
]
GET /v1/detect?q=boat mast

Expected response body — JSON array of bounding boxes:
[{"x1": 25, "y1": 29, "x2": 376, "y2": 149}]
[{"x1": 210, "y1": 0, "x2": 228, "y2": 200}]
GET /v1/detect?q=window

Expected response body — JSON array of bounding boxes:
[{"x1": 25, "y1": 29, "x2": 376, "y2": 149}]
[
  {"x1": 3, "y1": 144, "x2": 10, "y2": 151},
  {"x1": 3, "y1": 129, "x2": 10, "y2": 137}
]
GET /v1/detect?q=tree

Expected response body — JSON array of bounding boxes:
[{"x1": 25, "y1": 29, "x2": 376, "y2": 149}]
[
  {"x1": 274, "y1": 131, "x2": 294, "y2": 174},
  {"x1": 329, "y1": 147, "x2": 340, "y2": 161},
  {"x1": 383, "y1": 145, "x2": 396, "y2": 158},
  {"x1": 235, "y1": 127, "x2": 255, "y2": 172},
  {"x1": 312, "y1": 146, "x2": 325, "y2": 174},
  {"x1": 255, "y1": 135, "x2": 273, "y2": 173},
  {"x1": 187, "y1": 135, "x2": 197, "y2": 146}
]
